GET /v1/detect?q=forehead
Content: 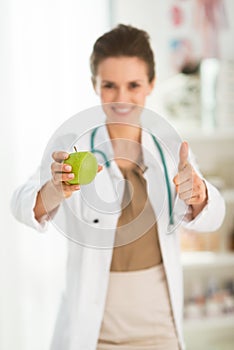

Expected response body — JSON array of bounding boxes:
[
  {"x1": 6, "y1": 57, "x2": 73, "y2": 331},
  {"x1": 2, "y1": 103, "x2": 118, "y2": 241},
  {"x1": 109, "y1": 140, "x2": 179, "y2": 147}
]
[{"x1": 96, "y1": 56, "x2": 148, "y2": 80}]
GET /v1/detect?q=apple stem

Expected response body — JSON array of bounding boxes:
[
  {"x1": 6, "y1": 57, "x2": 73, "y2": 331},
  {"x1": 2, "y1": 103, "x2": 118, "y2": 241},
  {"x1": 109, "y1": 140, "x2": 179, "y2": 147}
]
[{"x1": 74, "y1": 146, "x2": 78, "y2": 152}]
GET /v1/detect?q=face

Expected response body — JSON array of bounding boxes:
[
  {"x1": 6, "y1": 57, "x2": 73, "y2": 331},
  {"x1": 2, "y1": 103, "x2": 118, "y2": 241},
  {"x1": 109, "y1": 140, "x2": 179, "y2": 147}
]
[{"x1": 93, "y1": 56, "x2": 155, "y2": 123}]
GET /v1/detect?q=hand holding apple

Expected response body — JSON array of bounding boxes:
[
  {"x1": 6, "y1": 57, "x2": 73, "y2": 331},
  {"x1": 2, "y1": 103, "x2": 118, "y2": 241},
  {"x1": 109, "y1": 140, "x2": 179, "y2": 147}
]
[
  {"x1": 63, "y1": 147, "x2": 98, "y2": 185},
  {"x1": 51, "y1": 148, "x2": 102, "y2": 199}
]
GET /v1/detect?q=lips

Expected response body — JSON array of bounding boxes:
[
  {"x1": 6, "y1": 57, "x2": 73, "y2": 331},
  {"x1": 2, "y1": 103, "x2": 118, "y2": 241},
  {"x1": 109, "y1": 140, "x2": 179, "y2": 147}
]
[
  {"x1": 103, "y1": 103, "x2": 142, "y2": 124},
  {"x1": 111, "y1": 104, "x2": 135, "y2": 116}
]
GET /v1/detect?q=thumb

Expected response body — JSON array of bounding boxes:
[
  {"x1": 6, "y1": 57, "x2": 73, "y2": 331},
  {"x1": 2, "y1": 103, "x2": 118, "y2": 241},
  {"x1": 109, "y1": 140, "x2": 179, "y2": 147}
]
[{"x1": 178, "y1": 141, "x2": 189, "y2": 171}]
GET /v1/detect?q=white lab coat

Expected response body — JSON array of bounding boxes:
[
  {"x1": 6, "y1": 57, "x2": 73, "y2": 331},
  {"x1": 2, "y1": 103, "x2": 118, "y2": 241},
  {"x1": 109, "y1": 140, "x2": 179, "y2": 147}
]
[{"x1": 11, "y1": 121, "x2": 225, "y2": 350}]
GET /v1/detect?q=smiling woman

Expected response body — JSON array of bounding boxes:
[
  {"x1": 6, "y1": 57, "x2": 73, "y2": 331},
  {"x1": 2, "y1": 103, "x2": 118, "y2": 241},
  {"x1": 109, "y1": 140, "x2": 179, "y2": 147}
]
[
  {"x1": 95, "y1": 57, "x2": 154, "y2": 120},
  {"x1": 10, "y1": 23, "x2": 225, "y2": 350},
  {"x1": 96, "y1": 57, "x2": 154, "y2": 128},
  {"x1": 91, "y1": 24, "x2": 155, "y2": 126}
]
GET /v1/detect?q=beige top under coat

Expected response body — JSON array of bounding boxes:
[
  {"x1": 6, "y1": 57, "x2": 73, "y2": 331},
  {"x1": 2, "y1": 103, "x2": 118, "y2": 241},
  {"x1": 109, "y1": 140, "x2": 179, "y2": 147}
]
[{"x1": 110, "y1": 160, "x2": 162, "y2": 272}]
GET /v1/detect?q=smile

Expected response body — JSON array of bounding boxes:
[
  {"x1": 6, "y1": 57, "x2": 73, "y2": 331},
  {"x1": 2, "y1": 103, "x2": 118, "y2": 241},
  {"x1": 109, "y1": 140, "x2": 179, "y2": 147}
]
[{"x1": 111, "y1": 105, "x2": 136, "y2": 116}]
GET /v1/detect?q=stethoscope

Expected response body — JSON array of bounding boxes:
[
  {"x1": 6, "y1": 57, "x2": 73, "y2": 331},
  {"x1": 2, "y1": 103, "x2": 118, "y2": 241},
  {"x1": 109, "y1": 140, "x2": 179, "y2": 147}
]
[{"x1": 90, "y1": 126, "x2": 174, "y2": 227}]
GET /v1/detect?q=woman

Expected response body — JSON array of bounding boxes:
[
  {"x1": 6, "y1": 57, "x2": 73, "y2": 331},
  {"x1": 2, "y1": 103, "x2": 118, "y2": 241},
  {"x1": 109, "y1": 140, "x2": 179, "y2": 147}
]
[{"x1": 11, "y1": 24, "x2": 225, "y2": 350}]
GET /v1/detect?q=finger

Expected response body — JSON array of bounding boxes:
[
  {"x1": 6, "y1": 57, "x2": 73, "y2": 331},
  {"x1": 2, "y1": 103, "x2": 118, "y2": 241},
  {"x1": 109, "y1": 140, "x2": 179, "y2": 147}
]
[
  {"x1": 175, "y1": 179, "x2": 192, "y2": 194},
  {"x1": 53, "y1": 172, "x2": 75, "y2": 183},
  {"x1": 52, "y1": 151, "x2": 69, "y2": 163},
  {"x1": 178, "y1": 179, "x2": 202, "y2": 199},
  {"x1": 186, "y1": 182, "x2": 207, "y2": 205},
  {"x1": 63, "y1": 183, "x2": 80, "y2": 192},
  {"x1": 178, "y1": 141, "x2": 189, "y2": 171},
  {"x1": 60, "y1": 183, "x2": 80, "y2": 199},
  {"x1": 173, "y1": 164, "x2": 193, "y2": 185},
  {"x1": 178, "y1": 189, "x2": 193, "y2": 202},
  {"x1": 98, "y1": 165, "x2": 103, "y2": 173},
  {"x1": 179, "y1": 182, "x2": 207, "y2": 203},
  {"x1": 186, "y1": 193, "x2": 205, "y2": 205},
  {"x1": 51, "y1": 162, "x2": 72, "y2": 174}
]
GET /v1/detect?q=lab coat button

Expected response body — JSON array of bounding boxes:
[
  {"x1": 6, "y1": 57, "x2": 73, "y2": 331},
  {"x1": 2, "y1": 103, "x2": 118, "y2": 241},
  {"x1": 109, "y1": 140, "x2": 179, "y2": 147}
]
[{"x1": 93, "y1": 219, "x2": 99, "y2": 223}]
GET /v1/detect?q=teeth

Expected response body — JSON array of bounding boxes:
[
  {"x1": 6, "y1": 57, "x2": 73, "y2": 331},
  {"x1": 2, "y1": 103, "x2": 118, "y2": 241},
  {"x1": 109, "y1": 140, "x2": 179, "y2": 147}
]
[{"x1": 114, "y1": 108, "x2": 131, "y2": 114}]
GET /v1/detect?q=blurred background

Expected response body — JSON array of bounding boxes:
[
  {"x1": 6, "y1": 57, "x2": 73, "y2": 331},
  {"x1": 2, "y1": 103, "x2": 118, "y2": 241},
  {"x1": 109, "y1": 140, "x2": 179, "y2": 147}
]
[{"x1": 0, "y1": 0, "x2": 233, "y2": 349}]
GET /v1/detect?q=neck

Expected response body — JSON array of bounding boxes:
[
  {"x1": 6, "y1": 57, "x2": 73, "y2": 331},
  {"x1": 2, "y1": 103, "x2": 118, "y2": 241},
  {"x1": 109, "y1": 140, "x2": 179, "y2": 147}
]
[
  {"x1": 107, "y1": 123, "x2": 141, "y2": 142},
  {"x1": 106, "y1": 123, "x2": 142, "y2": 169}
]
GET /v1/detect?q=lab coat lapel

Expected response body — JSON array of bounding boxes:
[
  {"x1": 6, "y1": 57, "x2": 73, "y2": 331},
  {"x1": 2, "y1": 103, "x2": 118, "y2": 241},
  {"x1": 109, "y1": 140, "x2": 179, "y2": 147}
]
[{"x1": 141, "y1": 129, "x2": 170, "y2": 229}]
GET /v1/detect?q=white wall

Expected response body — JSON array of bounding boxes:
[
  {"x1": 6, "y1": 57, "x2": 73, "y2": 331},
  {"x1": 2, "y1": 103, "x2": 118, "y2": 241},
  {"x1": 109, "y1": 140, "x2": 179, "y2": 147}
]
[
  {"x1": 0, "y1": 1, "x2": 109, "y2": 349},
  {"x1": 110, "y1": 0, "x2": 234, "y2": 110},
  {"x1": 110, "y1": 0, "x2": 234, "y2": 179}
]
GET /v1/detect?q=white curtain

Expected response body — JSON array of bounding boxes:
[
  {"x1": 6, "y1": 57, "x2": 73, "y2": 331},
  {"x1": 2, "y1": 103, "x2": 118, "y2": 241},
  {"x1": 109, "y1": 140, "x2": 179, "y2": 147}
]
[{"x1": 0, "y1": 1, "x2": 109, "y2": 349}]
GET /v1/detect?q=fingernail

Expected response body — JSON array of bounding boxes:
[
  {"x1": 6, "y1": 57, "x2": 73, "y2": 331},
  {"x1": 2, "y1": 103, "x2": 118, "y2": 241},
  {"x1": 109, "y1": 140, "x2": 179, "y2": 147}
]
[
  {"x1": 75, "y1": 185, "x2": 80, "y2": 190},
  {"x1": 65, "y1": 165, "x2": 72, "y2": 171},
  {"x1": 68, "y1": 173, "x2": 74, "y2": 179}
]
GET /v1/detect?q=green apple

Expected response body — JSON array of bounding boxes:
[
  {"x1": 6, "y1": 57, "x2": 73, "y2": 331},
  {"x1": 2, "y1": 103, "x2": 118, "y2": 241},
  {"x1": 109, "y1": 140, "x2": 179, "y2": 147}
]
[{"x1": 64, "y1": 149, "x2": 98, "y2": 185}]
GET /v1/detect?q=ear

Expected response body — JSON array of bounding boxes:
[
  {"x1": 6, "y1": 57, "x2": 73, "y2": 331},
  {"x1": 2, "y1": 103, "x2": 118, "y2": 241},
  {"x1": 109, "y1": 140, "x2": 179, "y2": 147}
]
[
  {"x1": 147, "y1": 77, "x2": 156, "y2": 95},
  {"x1": 91, "y1": 77, "x2": 98, "y2": 94}
]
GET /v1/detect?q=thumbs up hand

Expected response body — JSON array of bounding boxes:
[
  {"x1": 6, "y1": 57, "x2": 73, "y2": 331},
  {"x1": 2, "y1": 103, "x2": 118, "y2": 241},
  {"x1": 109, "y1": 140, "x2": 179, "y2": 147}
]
[{"x1": 173, "y1": 141, "x2": 208, "y2": 218}]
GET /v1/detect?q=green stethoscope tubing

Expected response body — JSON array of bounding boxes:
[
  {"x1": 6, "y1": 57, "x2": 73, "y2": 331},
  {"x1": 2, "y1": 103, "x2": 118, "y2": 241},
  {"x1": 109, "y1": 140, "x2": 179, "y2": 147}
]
[
  {"x1": 90, "y1": 127, "x2": 174, "y2": 226},
  {"x1": 90, "y1": 126, "x2": 111, "y2": 167}
]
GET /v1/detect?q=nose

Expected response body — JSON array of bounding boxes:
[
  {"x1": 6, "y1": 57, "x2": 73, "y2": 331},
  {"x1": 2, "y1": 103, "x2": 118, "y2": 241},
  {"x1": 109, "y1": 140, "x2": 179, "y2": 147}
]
[{"x1": 114, "y1": 87, "x2": 131, "y2": 103}]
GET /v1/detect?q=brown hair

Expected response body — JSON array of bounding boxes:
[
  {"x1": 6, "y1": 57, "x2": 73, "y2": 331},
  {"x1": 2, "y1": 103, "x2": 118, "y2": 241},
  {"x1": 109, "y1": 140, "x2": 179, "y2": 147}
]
[{"x1": 90, "y1": 24, "x2": 155, "y2": 83}]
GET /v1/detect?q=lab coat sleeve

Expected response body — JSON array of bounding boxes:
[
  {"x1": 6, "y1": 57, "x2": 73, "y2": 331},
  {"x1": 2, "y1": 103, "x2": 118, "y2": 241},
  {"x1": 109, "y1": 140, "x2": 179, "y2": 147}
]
[
  {"x1": 11, "y1": 168, "x2": 57, "y2": 232},
  {"x1": 181, "y1": 179, "x2": 225, "y2": 232},
  {"x1": 11, "y1": 133, "x2": 78, "y2": 232}
]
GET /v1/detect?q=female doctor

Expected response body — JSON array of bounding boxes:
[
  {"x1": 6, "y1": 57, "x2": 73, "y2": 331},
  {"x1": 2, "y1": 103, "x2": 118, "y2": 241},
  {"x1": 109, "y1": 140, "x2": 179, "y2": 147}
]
[{"x1": 11, "y1": 24, "x2": 225, "y2": 350}]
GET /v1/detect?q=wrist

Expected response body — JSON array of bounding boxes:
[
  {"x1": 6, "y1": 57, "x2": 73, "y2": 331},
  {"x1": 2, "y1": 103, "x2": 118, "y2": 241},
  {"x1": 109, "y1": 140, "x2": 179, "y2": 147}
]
[{"x1": 42, "y1": 180, "x2": 65, "y2": 206}]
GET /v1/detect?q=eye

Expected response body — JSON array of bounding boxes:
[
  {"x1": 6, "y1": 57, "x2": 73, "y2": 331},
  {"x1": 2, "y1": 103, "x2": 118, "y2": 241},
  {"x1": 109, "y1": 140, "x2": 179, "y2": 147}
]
[
  {"x1": 102, "y1": 82, "x2": 115, "y2": 89},
  {"x1": 129, "y1": 82, "x2": 140, "y2": 89}
]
